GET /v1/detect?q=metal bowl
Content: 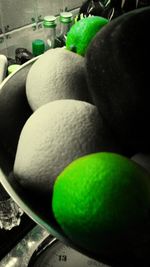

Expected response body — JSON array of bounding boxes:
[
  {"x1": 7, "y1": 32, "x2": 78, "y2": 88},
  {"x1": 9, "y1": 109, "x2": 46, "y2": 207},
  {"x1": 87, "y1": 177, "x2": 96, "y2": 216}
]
[
  {"x1": 0, "y1": 57, "x2": 105, "y2": 263},
  {"x1": 0, "y1": 57, "x2": 150, "y2": 267},
  {"x1": 0, "y1": 57, "x2": 68, "y2": 237}
]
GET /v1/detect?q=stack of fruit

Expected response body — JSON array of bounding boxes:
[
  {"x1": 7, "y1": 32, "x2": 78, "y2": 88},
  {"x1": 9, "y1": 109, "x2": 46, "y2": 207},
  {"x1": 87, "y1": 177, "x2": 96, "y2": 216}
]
[{"x1": 1, "y1": 7, "x2": 150, "y2": 266}]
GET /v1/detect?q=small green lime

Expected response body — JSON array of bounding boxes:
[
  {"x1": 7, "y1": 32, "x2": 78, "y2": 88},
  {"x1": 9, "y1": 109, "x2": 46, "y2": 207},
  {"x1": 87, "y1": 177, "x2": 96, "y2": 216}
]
[
  {"x1": 66, "y1": 16, "x2": 108, "y2": 56},
  {"x1": 52, "y1": 152, "x2": 150, "y2": 256}
]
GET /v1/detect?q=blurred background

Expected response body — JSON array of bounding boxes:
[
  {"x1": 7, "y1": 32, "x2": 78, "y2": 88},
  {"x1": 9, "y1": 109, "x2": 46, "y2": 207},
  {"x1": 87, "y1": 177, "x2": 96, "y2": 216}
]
[{"x1": 0, "y1": 0, "x2": 83, "y2": 59}]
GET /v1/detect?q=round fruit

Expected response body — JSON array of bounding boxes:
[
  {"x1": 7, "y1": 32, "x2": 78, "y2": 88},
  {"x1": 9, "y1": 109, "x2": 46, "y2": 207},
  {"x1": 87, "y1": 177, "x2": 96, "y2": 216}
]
[
  {"x1": 26, "y1": 48, "x2": 90, "y2": 111},
  {"x1": 52, "y1": 152, "x2": 150, "y2": 261},
  {"x1": 66, "y1": 16, "x2": 108, "y2": 56},
  {"x1": 85, "y1": 7, "x2": 150, "y2": 154},
  {"x1": 13, "y1": 100, "x2": 121, "y2": 196}
]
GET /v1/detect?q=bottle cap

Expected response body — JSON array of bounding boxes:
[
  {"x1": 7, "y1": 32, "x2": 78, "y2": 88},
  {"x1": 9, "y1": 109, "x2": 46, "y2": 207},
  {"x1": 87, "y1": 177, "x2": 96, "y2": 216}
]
[
  {"x1": 43, "y1": 16, "x2": 57, "y2": 28},
  {"x1": 32, "y1": 39, "x2": 45, "y2": 56},
  {"x1": 8, "y1": 64, "x2": 21, "y2": 75},
  {"x1": 60, "y1": 12, "x2": 73, "y2": 23}
]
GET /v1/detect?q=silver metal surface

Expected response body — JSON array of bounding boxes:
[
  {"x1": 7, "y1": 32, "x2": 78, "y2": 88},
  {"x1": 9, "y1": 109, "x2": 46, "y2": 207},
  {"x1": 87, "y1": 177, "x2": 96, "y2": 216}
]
[
  {"x1": 0, "y1": 225, "x2": 49, "y2": 267},
  {"x1": 29, "y1": 238, "x2": 110, "y2": 267},
  {"x1": 0, "y1": 223, "x2": 110, "y2": 267}
]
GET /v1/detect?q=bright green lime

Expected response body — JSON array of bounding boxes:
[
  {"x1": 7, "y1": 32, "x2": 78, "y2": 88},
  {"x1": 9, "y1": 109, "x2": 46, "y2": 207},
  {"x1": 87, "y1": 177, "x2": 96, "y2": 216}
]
[
  {"x1": 66, "y1": 16, "x2": 108, "y2": 56},
  {"x1": 52, "y1": 152, "x2": 150, "y2": 255}
]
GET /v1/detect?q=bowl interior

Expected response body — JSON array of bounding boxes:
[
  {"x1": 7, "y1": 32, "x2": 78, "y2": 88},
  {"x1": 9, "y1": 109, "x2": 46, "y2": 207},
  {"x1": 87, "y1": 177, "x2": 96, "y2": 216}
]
[
  {"x1": 0, "y1": 58, "x2": 107, "y2": 264},
  {"x1": 0, "y1": 57, "x2": 68, "y2": 238},
  {"x1": 0, "y1": 57, "x2": 149, "y2": 267}
]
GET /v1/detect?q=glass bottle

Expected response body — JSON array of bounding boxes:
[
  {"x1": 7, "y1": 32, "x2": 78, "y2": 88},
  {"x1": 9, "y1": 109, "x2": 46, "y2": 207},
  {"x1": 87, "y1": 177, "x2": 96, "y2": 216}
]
[
  {"x1": 56, "y1": 12, "x2": 73, "y2": 47},
  {"x1": 43, "y1": 16, "x2": 57, "y2": 50}
]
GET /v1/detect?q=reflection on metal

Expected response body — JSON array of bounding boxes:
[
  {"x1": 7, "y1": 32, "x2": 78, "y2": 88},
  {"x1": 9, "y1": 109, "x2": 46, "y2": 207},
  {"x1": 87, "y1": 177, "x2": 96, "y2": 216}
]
[{"x1": 0, "y1": 224, "x2": 49, "y2": 267}]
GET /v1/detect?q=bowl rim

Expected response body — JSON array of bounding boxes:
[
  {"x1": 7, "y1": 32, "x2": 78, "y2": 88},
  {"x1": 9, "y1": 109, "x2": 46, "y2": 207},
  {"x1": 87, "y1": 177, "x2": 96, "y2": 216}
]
[
  {"x1": 0, "y1": 168, "x2": 61, "y2": 237},
  {"x1": 0, "y1": 56, "x2": 40, "y2": 91},
  {"x1": 0, "y1": 54, "x2": 65, "y2": 240}
]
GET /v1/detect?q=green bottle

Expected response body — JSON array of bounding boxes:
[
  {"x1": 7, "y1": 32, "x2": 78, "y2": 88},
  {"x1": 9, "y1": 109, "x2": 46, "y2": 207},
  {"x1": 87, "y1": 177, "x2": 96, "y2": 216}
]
[
  {"x1": 43, "y1": 16, "x2": 57, "y2": 50},
  {"x1": 56, "y1": 12, "x2": 73, "y2": 47}
]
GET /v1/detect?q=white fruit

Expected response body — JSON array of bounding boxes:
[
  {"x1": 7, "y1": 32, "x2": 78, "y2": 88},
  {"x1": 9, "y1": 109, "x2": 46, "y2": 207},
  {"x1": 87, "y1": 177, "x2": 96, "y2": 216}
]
[
  {"x1": 14, "y1": 99, "x2": 119, "y2": 195},
  {"x1": 26, "y1": 48, "x2": 90, "y2": 111}
]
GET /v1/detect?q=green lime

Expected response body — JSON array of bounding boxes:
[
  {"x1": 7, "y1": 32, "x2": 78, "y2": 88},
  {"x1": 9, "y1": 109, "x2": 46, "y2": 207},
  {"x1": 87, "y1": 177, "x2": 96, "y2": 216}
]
[
  {"x1": 66, "y1": 16, "x2": 108, "y2": 56},
  {"x1": 52, "y1": 152, "x2": 150, "y2": 257}
]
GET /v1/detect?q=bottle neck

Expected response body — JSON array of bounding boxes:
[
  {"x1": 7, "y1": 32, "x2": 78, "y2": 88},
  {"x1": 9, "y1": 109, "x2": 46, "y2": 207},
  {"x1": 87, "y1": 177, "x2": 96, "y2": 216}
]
[
  {"x1": 44, "y1": 26, "x2": 56, "y2": 49},
  {"x1": 47, "y1": 27, "x2": 56, "y2": 35},
  {"x1": 60, "y1": 22, "x2": 72, "y2": 36}
]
